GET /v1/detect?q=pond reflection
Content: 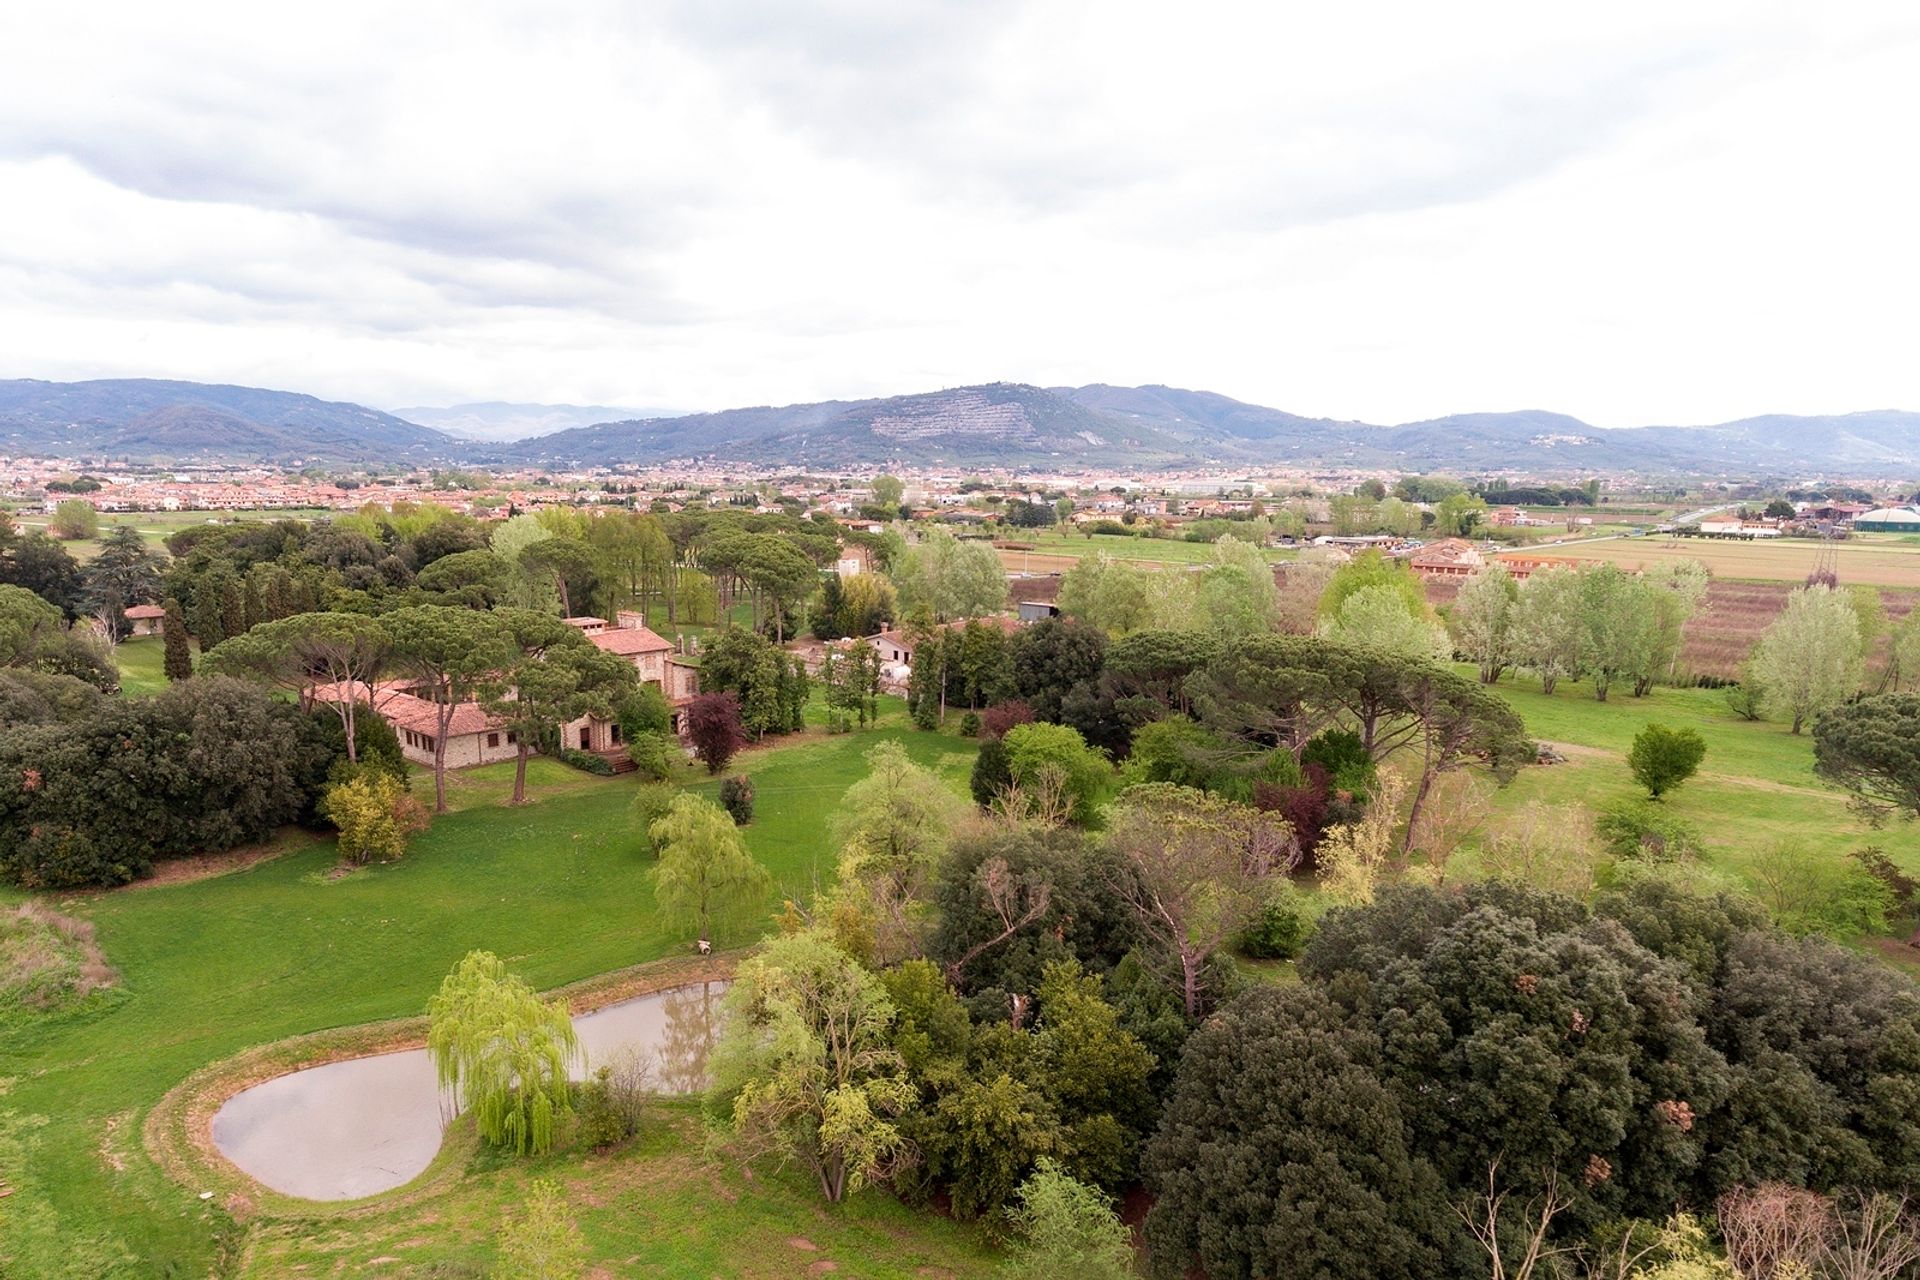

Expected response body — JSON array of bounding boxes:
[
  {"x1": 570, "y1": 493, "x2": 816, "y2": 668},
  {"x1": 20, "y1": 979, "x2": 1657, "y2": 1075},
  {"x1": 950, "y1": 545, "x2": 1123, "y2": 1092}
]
[{"x1": 210, "y1": 980, "x2": 727, "y2": 1201}]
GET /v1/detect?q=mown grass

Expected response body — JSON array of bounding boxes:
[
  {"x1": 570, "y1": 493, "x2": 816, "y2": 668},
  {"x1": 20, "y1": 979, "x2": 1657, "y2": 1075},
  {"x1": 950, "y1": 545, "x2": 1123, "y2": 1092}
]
[
  {"x1": 110, "y1": 636, "x2": 176, "y2": 697},
  {"x1": 1472, "y1": 672, "x2": 1920, "y2": 884},
  {"x1": 0, "y1": 706, "x2": 982, "y2": 1277}
]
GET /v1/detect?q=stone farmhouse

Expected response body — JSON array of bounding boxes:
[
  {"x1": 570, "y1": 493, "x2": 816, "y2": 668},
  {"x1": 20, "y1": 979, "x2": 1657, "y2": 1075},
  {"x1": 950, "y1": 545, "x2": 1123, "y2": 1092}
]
[{"x1": 311, "y1": 612, "x2": 699, "y2": 771}]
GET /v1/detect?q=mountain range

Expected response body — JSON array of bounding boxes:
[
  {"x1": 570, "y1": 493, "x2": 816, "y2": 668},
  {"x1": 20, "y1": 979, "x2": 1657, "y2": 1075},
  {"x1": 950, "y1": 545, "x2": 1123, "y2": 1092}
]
[
  {"x1": 2, "y1": 377, "x2": 1918, "y2": 477},
  {"x1": 390, "y1": 401, "x2": 679, "y2": 443}
]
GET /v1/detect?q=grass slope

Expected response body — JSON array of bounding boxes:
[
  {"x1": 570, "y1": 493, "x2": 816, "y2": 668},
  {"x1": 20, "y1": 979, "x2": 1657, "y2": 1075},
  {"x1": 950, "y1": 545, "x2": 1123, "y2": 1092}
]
[
  {"x1": 1474, "y1": 673, "x2": 1920, "y2": 883},
  {"x1": 1, "y1": 714, "x2": 983, "y2": 1277}
]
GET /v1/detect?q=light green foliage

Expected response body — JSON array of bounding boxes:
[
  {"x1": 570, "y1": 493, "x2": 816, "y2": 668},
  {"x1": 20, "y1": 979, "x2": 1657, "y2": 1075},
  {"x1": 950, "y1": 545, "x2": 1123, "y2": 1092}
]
[
  {"x1": 1106, "y1": 784, "x2": 1287, "y2": 1015},
  {"x1": 1116, "y1": 716, "x2": 1237, "y2": 795},
  {"x1": 490, "y1": 513, "x2": 558, "y2": 610},
  {"x1": 1746, "y1": 841, "x2": 1891, "y2": 940},
  {"x1": 628, "y1": 782, "x2": 677, "y2": 855},
  {"x1": 1319, "y1": 583, "x2": 1449, "y2": 661},
  {"x1": 1056, "y1": 554, "x2": 1187, "y2": 636},
  {"x1": 1597, "y1": 798, "x2": 1703, "y2": 861},
  {"x1": 891, "y1": 527, "x2": 1008, "y2": 621},
  {"x1": 1625, "y1": 1214, "x2": 1736, "y2": 1279},
  {"x1": 1001, "y1": 1159, "x2": 1135, "y2": 1280},
  {"x1": 0, "y1": 583, "x2": 63, "y2": 665},
  {"x1": 1202, "y1": 535, "x2": 1279, "y2": 635},
  {"x1": 651, "y1": 792, "x2": 772, "y2": 945},
  {"x1": 427, "y1": 950, "x2": 579, "y2": 1156},
  {"x1": 871, "y1": 474, "x2": 905, "y2": 507},
  {"x1": 1432, "y1": 492, "x2": 1489, "y2": 537},
  {"x1": 1628, "y1": 722, "x2": 1708, "y2": 798},
  {"x1": 320, "y1": 771, "x2": 424, "y2": 865},
  {"x1": 828, "y1": 740, "x2": 969, "y2": 961},
  {"x1": 494, "y1": 1177, "x2": 588, "y2": 1280},
  {"x1": 709, "y1": 931, "x2": 914, "y2": 1202},
  {"x1": 1751, "y1": 584, "x2": 1865, "y2": 733},
  {"x1": 1509, "y1": 564, "x2": 1587, "y2": 694},
  {"x1": 1002, "y1": 722, "x2": 1113, "y2": 825},
  {"x1": 1448, "y1": 562, "x2": 1517, "y2": 682},
  {"x1": 49, "y1": 499, "x2": 99, "y2": 541},
  {"x1": 1317, "y1": 549, "x2": 1425, "y2": 620},
  {"x1": 1891, "y1": 606, "x2": 1920, "y2": 691}
]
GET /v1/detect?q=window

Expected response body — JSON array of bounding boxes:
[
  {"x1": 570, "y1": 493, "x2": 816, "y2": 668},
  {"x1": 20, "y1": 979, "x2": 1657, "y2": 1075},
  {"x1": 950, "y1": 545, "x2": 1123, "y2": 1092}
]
[
  {"x1": 487, "y1": 733, "x2": 500, "y2": 748},
  {"x1": 507, "y1": 731, "x2": 517, "y2": 744}
]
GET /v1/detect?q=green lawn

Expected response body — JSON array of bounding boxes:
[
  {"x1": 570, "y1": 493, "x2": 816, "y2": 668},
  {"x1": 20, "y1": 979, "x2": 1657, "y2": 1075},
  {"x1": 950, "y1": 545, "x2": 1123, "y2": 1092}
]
[
  {"x1": 1, "y1": 712, "x2": 987, "y2": 1277},
  {"x1": 1007, "y1": 527, "x2": 1288, "y2": 565},
  {"x1": 111, "y1": 636, "x2": 176, "y2": 696},
  {"x1": 11, "y1": 508, "x2": 338, "y2": 562},
  {"x1": 1470, "y1": 672, "x2": 1920, "y2": 886}
]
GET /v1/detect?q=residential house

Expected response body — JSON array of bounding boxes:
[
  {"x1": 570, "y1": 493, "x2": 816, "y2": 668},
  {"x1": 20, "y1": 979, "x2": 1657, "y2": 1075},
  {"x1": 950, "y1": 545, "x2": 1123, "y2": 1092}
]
[{"x1": 124, "y1": 604, "x2": 167, "y2": 636}]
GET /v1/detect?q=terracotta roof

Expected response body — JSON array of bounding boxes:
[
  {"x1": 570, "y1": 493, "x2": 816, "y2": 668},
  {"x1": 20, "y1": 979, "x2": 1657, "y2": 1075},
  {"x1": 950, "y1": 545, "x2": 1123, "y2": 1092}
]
[
  {"x1": 591, "y1": 626, "x2": 673, "y2": 656},
  {"x1": 124, "y1": 605, "x2": 166, "y2": 619},
  {"x1": 380, "y1": 692, "x2": 504, "y2": 737}
]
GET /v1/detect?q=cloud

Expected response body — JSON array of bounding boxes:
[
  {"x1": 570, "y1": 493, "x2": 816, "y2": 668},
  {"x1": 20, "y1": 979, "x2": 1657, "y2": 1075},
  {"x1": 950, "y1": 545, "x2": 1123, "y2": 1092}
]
[{"x1": 0, "y1": 1, "x2": 1916, "y2": 425}]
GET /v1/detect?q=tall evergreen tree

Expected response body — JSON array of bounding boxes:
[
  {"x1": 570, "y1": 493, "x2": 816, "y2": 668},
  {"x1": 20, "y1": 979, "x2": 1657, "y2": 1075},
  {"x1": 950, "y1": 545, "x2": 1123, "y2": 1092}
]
[{"x1": 161, "y1": 597, "x2": 192, "y2": 682}]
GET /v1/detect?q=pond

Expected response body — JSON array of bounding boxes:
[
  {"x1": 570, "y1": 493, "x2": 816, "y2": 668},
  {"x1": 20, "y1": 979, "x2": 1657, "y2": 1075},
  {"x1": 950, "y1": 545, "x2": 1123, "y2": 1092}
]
[{"x1": 210, "y1": 980, "x2": 726, "y2": 1201}]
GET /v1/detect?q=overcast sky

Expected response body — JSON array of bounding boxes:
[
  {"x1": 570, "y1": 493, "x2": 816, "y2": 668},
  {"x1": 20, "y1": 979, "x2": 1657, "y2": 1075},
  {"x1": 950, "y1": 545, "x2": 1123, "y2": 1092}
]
[{"x1": 1, "y1": 2, "x2": 1916, "y2": 427}]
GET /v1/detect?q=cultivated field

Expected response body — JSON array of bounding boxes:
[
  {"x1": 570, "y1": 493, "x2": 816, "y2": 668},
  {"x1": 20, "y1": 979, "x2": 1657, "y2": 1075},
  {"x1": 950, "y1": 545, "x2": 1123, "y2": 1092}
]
[
  {"x1": 1497, "y1": 532, "x2": 1920, "y2": 587},
  {"x1": 993, "y1": 527, "x2": 1289, "y2": 575},
  {"x1": 8, "y1": 507, "x2": 339, "y2": 561}
]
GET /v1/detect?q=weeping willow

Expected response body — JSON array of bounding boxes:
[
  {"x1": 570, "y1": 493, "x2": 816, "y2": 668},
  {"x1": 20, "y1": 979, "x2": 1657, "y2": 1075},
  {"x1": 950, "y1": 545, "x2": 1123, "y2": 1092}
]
[{"x1": 427, "y1": 950, "x2": 580, "y2": 1156}]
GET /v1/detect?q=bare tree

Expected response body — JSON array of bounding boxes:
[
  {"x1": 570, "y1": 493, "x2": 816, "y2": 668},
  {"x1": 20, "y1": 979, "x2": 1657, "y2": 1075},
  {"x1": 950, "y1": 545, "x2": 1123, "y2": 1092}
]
[
  {"x1": 1453, "y1": 1162, "x2": 1577, "y2": 1280},
  {"x1": 1821, "y1": 1192, "x2": 1920, "y2": 1280},
  {"x1": 1104, "y1": 783, "x2": 1290, "y2": 1016},
  {"x1": 1718, "y1": 1183, "x2": 1834, "y2": 1279},
  {"x1": 939, "y1": 856, "x2": 1052, "y2": 986}
]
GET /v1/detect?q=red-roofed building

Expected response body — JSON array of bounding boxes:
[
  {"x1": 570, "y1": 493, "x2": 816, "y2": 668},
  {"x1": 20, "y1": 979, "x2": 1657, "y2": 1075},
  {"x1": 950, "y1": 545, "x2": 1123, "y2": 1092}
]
[{"x1": 124, "y1": 604, "x2": 167, "y2": 636}]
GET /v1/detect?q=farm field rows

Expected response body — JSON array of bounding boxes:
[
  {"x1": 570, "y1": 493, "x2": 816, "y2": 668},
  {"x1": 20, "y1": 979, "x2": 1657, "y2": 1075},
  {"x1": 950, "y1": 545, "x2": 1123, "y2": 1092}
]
[{"x1": 1497, "y1": 532, "x2": 1920, "y2": 586}]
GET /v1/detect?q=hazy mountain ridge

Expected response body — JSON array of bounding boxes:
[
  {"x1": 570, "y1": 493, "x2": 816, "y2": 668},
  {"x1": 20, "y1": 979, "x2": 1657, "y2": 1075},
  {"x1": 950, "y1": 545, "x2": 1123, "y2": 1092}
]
[
  {"x1": 3, "y1": 377, "x2": 1919, "y2": 475},
  {"x1": 0, "y1": 378, "x2": 455, "y2": 462},
  {"x1": 392, "y1": 401, "x2": 678, "y2": 442}
]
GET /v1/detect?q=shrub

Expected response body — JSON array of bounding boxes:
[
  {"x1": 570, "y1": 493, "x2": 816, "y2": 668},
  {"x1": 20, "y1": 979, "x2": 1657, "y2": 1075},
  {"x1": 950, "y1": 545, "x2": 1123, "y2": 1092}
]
[
  {"x1": 1628, "y1": 723, "x2": 1708, "y2": 798},
  {"x1": 573, "y1": 1048, "x2": 653, "y2": 1149},
  {"x1": 630, "y1": 783, "x2": 677, "y2": 856},
  {"x1": 321, "y1": 771, "x2": 430, "y2": 866},
  {"x1": 1597, "y1": 798, "x2": 1702, "y2": 862},
  {"x1": 719, "y1": 775, "x2": 755, "y2": 825},
  {"x1": 1747, "y1": 842, "x2": 1893, "y2": 940},
  {"x1": 971, "y1": 737, "x2": 1013, "y2": 808},
  {"x1": 980, "y1": 699, "x2": 1036, "y2": 741},
  {"x1": 1301, "y1": 728, "x2": 1377, "y2": 800},
  {"x1": 1003, "y1": 1158, "x2": 1135, "y2": 1280},
  {"x1": 556, "y1": 747, "x2": 615, "y2": 776},
  {"x1": 1002, "y1": 722, "x2": 1112, "y2": 825},
  {"x1": 625, "y1": 730, "x2": 678, "y2": 782},
  {"x1": 1240, "y1": 880, "x2": 1313, "y2": 960},
  {"x1": 959, "y1": 711, "x2": 982, "y2": 737}
]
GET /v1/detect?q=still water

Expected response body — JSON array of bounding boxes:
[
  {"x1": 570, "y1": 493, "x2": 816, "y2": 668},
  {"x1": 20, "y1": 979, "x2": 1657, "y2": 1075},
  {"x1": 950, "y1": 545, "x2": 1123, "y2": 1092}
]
[{"x1": 210, "y1": 980, "x2": 725, "y2": 1200}]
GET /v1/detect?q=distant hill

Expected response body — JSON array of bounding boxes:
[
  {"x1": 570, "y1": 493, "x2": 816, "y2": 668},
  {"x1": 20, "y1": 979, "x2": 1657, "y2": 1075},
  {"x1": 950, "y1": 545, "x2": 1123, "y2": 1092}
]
[
  {"x1": 4, "y1": 377, "x2": 1918, "y2": 477},
  {"x1": 392, "y1": 401, "x2": 679, "y2": 443},
  {"x1": 0, "y1": 378, "x2": 455, "y2": 463},
  {"x1": 491, "y1": 383, "x2": 1214, "y2": 468}
]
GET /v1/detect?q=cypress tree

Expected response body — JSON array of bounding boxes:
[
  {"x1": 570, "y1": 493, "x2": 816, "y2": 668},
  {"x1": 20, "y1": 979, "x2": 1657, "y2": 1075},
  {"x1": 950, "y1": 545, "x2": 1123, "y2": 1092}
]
[{"x1": 161, "y1": 597, "x2": 193, "y2": 682}]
